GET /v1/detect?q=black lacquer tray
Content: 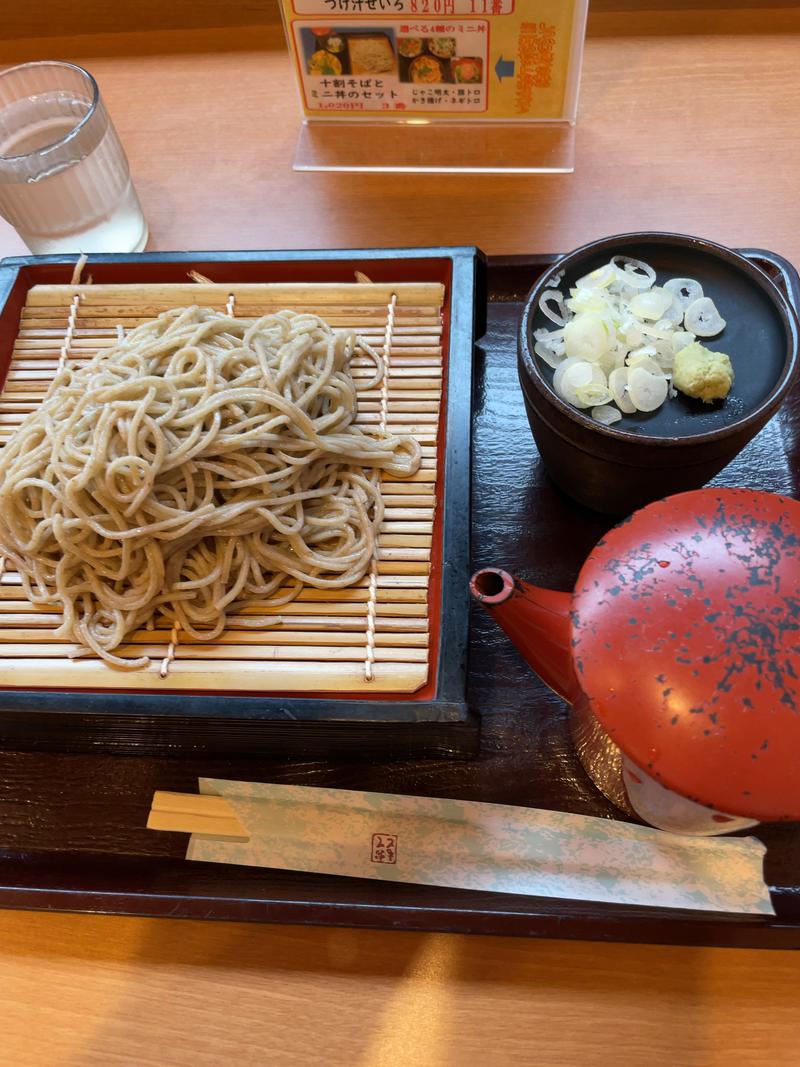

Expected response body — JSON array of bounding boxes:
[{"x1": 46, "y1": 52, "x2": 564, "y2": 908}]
[{"x1": 0, "y1": 249, "x2": 798, "y2": 947}]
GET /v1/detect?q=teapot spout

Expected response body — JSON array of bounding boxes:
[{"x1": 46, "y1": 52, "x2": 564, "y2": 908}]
[{"x1": 470, "y1": 568, "x2": 580, "y2": 704}]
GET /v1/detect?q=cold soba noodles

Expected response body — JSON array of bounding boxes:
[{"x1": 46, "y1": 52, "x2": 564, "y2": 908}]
[{"x1": 0, "y1": 308, "x2": 421, "y2": 668}]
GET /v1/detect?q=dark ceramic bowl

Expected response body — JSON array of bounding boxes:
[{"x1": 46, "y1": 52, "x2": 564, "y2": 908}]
[{"x1": 518, "y1": 232, "x2": 800, "y2": 515}]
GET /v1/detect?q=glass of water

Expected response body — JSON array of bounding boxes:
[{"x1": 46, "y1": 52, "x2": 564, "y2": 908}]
[{"x1": 0, "y1": 61, "x2": 148, "y2": 254}]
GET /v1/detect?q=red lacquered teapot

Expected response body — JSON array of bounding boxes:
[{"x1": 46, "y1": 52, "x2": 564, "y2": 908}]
[{"x1": 471, "y1": 488, "x2": 800, "y2": 835}]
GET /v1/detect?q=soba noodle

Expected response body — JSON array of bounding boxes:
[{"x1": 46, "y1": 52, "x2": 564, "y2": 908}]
[{"x1": 0, "y1": 307, "x2": 421, "y2": 669}]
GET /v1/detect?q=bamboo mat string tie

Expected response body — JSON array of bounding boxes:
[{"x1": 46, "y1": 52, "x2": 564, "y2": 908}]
[
  {"x1": 69, "y1": 253, "x2": 87, "y2": 286},
  {"x1": 57, "y1": 293, "x2": 82, "y2": 374},
  {"x1": 364, "y1": 292, "x2": 397, "y2": 683},
  {"x1": 160, "y1": 620, "x2": 182, "y2": 679}
]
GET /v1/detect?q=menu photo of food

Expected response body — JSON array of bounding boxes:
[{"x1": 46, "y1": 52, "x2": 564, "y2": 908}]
[
  {"x1": 301, "y1": 26, "x2": 397, "y2": 78},
  {"x1": 398, "y1": 37, "x2": 484, "y2": 85}
]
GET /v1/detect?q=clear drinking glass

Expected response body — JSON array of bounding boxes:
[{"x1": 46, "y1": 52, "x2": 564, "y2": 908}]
[{"x1": 0, "y1": 61, "x2": 148, "y2": 254}]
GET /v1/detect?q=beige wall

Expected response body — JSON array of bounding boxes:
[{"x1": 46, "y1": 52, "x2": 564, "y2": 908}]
[{"x1": 6, "y1": 0, "x2": 800, "y2": 42}]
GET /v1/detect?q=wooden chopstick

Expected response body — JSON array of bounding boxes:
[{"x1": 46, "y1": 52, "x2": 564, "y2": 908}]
[{"x1": 147, "y1": 790, "x2": 249, "y2": 839}]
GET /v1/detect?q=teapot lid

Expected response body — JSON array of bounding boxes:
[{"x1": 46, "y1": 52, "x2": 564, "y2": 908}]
[{"x1": 572, "y1": 488, "x2": 800, "y2": 821}]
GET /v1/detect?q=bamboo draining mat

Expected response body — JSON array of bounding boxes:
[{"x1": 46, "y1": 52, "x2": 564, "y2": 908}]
[{"x1": 0, "y1": 280, "x2": 445, "y2": 694}]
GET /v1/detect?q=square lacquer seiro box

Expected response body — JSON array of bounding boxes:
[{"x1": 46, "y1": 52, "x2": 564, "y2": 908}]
[{"x1": 0, "y1": 247, "x2": 486, "y2": 758}]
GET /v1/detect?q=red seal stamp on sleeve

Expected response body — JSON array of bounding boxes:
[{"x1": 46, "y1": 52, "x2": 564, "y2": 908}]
[{"x1": 371, "y1": 833, "x2": 398, "y2": 864}]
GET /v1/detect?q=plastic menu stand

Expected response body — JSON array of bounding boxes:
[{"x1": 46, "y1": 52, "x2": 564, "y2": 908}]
[{"x1": 280, "y1": 1, "x2": 588, "y2": 174}]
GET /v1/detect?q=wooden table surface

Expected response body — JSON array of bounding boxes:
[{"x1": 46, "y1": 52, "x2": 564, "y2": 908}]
[{"x1": 3, "y1": 7, "x2": 800, "y2": 1066}]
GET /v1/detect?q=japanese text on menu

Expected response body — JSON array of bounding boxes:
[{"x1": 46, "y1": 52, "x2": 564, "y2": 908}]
[{"x1": 283, "y1": 0, "x2": 581, "y2": 120}]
